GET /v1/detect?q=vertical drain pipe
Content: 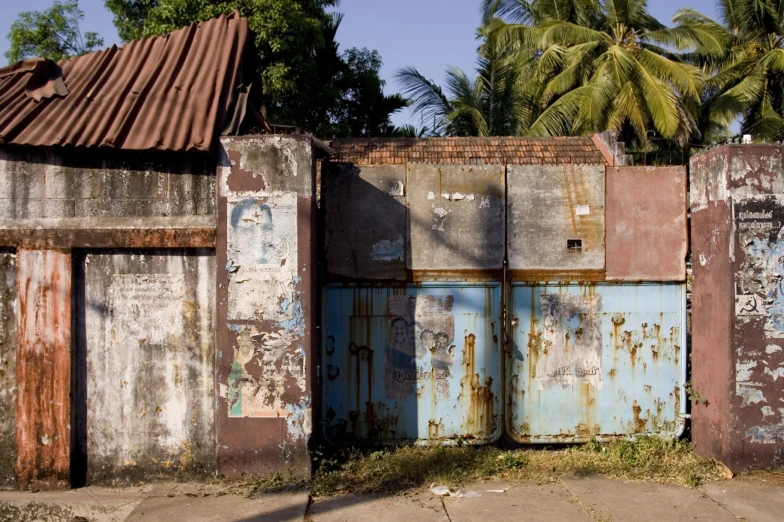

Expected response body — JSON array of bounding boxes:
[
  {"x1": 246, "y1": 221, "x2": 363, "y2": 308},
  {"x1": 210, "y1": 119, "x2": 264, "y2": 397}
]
[{"x1": 501, "y1": 160, "x2": 510, "y2": 438}]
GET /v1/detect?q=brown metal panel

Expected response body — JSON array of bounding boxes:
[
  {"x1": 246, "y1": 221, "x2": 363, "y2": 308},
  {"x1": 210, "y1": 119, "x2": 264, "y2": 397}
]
[
  {"x1": 216, "y1": 136, "x2": 315, "y2": 479},
  {"x1": 0, "y1": 250, "x2": 16, "y2": 488},
  {"x1": 0, "y1": 13, "x2": 248, "y2": 152},
  {"x1": 15, "y1": 249, "x2": 71, "y2": 489},
  {"x1": 605, "y1": 166, "x2": 687, "y2": 281}
]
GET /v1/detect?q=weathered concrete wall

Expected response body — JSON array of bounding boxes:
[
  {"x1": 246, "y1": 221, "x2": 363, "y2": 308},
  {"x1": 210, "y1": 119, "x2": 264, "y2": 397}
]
[
  {"x1": 0, "y1": 251, "x2": 16, "y2": 489},
  {"x1": 15, "y1": 250, "x2": 71, "y2": 490},
  {"x1": 605, "y1": 166, "x2": 687, "y2": 281},
  {"x1": 324, "y1": 163, "x2": 505, "y2": 280},
  {"x1": 0, "y1": 148, "x2": 215, "y2": 219},
  {"x1": 507, "y1": 164, "x2": 605, "y2": 273},
  {"x1": 324, "y1": 164, "x2": 408, "y2": 280},
  {"x1": 217, "y1": 136, "x2": 315, "y2": 478},
  {"x1": 408, "y1": 165, "x2": 504, "y2": 272},
  {"x1": 691, "y1": 145, "x2": 784, "y2": 470},
  {"x1": 80, "y1": 250, "x2": 215, "y2": 485}
]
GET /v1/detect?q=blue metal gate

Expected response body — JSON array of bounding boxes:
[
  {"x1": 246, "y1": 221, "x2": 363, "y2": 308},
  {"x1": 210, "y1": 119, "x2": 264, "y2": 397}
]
[
  {"x1": 506, "y1": 283, "x2": 687, "y2": 442},
  {"x1": 321, "y1": 283, "x2": 502, "y2": 444}
]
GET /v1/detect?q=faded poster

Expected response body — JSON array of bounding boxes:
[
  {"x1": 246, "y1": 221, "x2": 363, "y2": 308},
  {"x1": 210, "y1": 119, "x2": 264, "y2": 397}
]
[
  {"x1": 734, "y1": 196, "x2": 784, "y2": 337},
  {"x1": 535, "y1": 293, "x2": 603, "y2": 390},
  {"x1": 227, "y1": 325, "x2": 306, "y2": 418},
  {"x1": 384, "y1": 295, "x2": 456, "y2": 400}
]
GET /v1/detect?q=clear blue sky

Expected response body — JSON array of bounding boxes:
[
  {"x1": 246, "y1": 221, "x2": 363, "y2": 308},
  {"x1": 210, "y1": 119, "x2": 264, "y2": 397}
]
[{"x1": 0, "y1": 0, "x2": 721, "y2": 128}]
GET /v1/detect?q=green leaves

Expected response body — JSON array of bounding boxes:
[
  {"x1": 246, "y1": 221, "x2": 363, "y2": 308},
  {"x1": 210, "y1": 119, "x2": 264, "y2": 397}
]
[{"x1": 5, "y1": 0, "x2": 105, "y2": 63}]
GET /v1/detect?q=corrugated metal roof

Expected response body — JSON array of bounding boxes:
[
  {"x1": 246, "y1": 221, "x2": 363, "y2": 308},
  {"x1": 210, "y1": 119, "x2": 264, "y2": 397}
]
[
  {"x1": 329, "y1": 136, "x2": 609, "y2": 165},
  {"x1": 0, "y1": 12, "x2": 248, "y2": 152}
]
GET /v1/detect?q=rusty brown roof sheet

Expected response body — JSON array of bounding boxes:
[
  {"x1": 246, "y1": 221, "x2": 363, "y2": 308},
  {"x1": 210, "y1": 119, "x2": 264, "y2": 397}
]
[
  {"x1": 329, "y1": 136, "x2": 609, "y2": 165},
  {"x1": 0, "y1": 12, "x2": 248, "y2": 152}
]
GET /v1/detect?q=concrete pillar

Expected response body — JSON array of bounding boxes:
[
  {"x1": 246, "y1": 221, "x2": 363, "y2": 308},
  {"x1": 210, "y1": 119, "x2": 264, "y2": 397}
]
[
  {"x1": 216, "y1": 136, "x2": 315, "y2": 478},
  {"x1": 15, "y1": 249, "x2": 71, "y2": 489},
  {"x1": 691, "y1": 145, "x2": 784, "y2": 470}
]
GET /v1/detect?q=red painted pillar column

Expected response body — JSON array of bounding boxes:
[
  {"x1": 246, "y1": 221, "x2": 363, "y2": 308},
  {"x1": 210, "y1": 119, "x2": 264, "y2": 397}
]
[
  {"x1": 15, "y1": 249, "x2": 71, "y2": 489},
  {"x1": 216, "y1": 136, "x2": 316, "y2": 479}
]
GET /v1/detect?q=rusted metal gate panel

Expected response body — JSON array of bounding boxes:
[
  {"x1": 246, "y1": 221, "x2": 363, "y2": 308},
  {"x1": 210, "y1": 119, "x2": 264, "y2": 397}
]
[
  {"x1": 322, "y1": 284, "x2": 501, "y2": 444},
  {"x1": 79, "y1": 250, "x2": 216, "y2": 484},
  {"x1": 507, "y1": 283, "x2": 686, "y2": 442}
]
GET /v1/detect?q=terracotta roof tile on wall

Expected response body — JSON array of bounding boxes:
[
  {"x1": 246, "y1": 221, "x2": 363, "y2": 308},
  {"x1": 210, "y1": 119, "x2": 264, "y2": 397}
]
[
  {"x1": 330, "y1": 136, "x2": 608, "y2": 165},
  {"x1": 0, "y1": 13, "x2": 248, "y2": 152}
]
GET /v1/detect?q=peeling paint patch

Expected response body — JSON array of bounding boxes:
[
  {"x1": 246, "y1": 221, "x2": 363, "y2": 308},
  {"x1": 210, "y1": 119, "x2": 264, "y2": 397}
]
[
  {"x1": 427, "y1": 191, "x2": 435, "y2": 200},
  {"x1": 746, "y1": 408, "x2": 784, "y2": 443},
  {"x1": 764, "y1": 366, "x2": 784, "y2": 380},
  {"x1": 387, "y1": 181, "x2": 404, "y2": 197},
  {"x1": 535, "y1": 292, "x2": 603, "y2": 390},
  {"x1": 285, "y1": 402, "x2": 312, "y2": 440},
  {"x1": 371, "y1": 236, "x2": 404, "y2": 262},
  {"x1": 431, "y1": 207, "x2": 449, "y2": 232}
]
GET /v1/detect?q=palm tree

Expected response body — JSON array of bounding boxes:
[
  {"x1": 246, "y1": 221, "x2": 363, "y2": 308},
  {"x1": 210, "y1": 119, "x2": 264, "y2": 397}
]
[
  {"x1": 485, "y1": 0, "x2": 702, "y2": 145},
  {"x1": 671, "y1": 1, "x2": 784, "y2": 141},
  {"x1": 394, "y1": 22, "x2": 523, "y2": 136}
]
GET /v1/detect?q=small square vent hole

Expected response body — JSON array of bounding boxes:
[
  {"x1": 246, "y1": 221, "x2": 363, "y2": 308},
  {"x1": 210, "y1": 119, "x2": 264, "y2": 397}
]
[{"x1": 567, "y1": 239, "x2": 583, "y2": 253}]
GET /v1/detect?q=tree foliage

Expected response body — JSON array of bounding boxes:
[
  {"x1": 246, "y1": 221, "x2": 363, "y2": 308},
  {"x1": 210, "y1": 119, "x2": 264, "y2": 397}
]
[
  {"x1": 103, "y1": 0, "x2": 407, "y2": 135},
  {"x1": 5, "y1": 0, "x2": 104, "y2": 63},
  {"x1": 671, "y1": 0, "x2": 784, "y2": 142}
]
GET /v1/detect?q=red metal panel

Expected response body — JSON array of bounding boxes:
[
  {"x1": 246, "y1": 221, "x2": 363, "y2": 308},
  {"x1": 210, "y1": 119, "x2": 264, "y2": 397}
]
[
  {"x1": 606, "y1": 166, "x2": 687, "y2": 281},
  {"x1": 15, "y1": 249, "x2": 71, "y2": 489}
]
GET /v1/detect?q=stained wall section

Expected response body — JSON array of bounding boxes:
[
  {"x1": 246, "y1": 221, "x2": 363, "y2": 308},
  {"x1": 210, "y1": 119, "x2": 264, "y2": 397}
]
[
  {"x1": 691, "y1": 145, "x2": 784, "y2": 470},
  {"x1": 80, "y1": 250, "x2": 216, "y2": 484},
  {"x1": 507, "y1": 165, "x2": 605, "y2": 272},
  {"x1": 0, "y1": 148, "x2": 215, "y2": 219},
  {"x1": 0, "y1": 251, "x2": 16, "y2": 489},
  {"x1": 217, "y1": 136, "x2": 315, "y2": 478}
]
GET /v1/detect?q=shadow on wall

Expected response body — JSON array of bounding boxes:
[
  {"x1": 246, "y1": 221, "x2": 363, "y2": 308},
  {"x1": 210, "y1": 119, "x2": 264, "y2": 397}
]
[{"x1": 320, "y1": 161, "x2": 505, "y2": 445}]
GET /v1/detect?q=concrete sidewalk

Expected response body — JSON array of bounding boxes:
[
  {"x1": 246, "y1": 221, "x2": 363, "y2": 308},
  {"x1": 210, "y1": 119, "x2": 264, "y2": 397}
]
[
  {"x1": 1, "y1": 476, "x2": 783, "y2": 521},
  {"x1": 308, "y1": 477, "x2": 784, "y2": 522}
]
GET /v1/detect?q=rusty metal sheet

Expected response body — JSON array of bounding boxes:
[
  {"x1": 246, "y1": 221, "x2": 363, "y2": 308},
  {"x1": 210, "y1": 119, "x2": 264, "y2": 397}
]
[
  {"x1": 0, "y1": 13, "x2": 248, "y2": 152},
  {"x1": 0, "y1": 250, "x2": 16, "y2": 489},
  {"x1": 507, "y1": 283, "x2": 686, "y2": 442},
  {"x1": 15, "y1": 249, "x2": 71, "y2": 490},
  {"x1": 605, "y1": 167, "x2": 687, "y2": 281},
  {"x1": 408, "y1": 164, "x2": 505, "y2": 271},
  {"x1": 80, "y1": 250, "x2": 216, "y2": 485},
  {"x1": 324, "y1": 164, "x2": 408, "y2": 280},
  {"x1": 506, "y1": 164, "x2": 605, "y2": 272},
  {"x1": 322, "y1": 283, "x2": 501, "y2": 444}
]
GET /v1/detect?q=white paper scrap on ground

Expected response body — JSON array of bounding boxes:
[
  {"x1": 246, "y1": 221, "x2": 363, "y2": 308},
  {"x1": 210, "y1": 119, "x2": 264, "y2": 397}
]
[{"x1": 430, "y1": 484, "x2": 451, "y2": 496}]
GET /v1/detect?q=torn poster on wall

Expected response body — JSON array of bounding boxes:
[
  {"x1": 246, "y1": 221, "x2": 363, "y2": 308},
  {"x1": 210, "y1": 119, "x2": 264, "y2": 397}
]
[
  {"x1": 535, "y1": 292, "x2": 603, "y2": 390},
  {"x1": 734, "y1": 195, "x2": 784, "y2": 337},
  {"x1": 227, "y1": 324, "x2": 306, "y2": 418},
  {"x1": 225, "y1": 190, "x2": 306, "y2": 418},
  {"x1": 384, "y1": 295, "x2": 456, "y2": 400},
  {"x1": 226, "y1": 193, "x2": 297, "y2": 322}
]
